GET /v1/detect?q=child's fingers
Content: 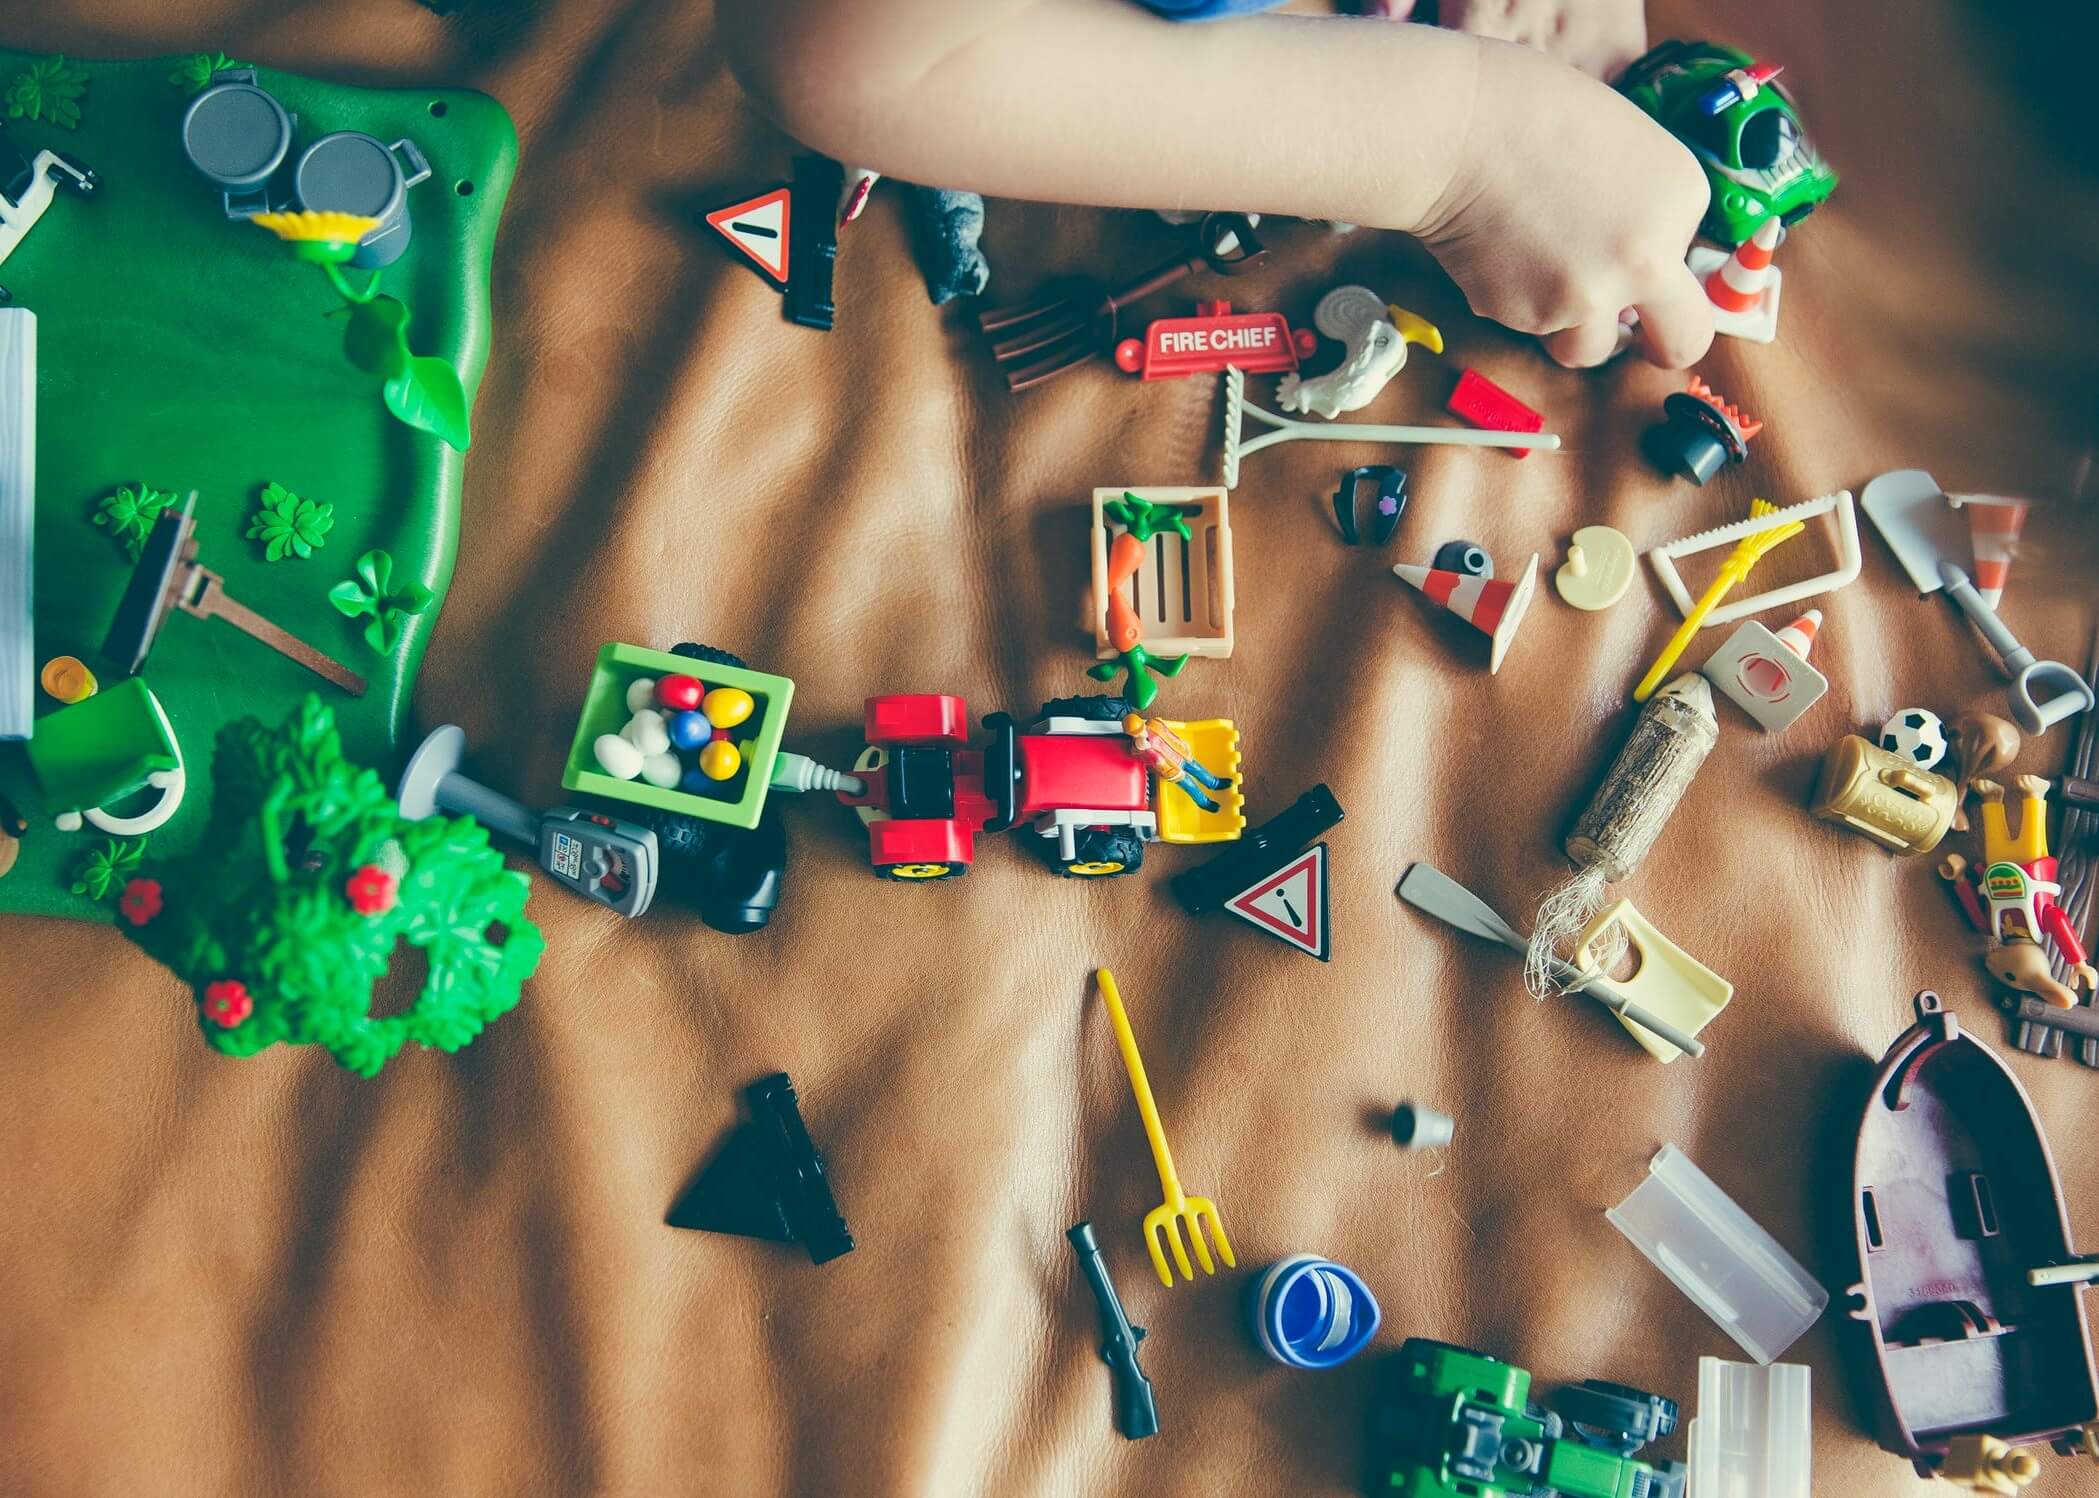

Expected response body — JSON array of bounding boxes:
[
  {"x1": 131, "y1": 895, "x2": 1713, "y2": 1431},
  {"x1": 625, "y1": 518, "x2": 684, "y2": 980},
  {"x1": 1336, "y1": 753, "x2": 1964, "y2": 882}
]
[
  {"x1": 1630, "y1": 266, "x2": 1716, "y2": 370},
  {"x1": 1541, "y1": 318, "x2": 1625, "y2": 369}
]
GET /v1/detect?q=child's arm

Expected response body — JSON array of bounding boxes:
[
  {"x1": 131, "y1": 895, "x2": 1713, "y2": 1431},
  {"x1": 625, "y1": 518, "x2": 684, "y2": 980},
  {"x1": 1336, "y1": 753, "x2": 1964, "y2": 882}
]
[{"x1": 720, "y1": 0, "x2": 1715, "y2": 368}]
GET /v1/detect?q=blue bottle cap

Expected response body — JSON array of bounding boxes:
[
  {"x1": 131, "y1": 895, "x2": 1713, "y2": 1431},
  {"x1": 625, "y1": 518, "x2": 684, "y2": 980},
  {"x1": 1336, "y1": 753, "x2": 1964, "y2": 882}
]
[{"x1": 1249, "y1": 1254, "x2": 1380, "y2": 1369}]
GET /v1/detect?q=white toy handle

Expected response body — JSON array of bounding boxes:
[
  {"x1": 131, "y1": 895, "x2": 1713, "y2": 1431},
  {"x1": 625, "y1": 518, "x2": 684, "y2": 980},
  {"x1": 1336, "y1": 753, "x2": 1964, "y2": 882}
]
[{"x1": 80, "y1": 766, "x2": 188, "y2": 836}]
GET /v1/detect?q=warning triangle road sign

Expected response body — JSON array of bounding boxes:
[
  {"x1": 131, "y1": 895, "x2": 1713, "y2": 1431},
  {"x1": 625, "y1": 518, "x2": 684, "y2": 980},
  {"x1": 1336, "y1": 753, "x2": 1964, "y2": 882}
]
[
  {"x1": 1223, "y1": 843, "x2": 1330, "y2": 961},
  {"x1": 706, "y1": 186, "x2": 792, "y2": 286}
]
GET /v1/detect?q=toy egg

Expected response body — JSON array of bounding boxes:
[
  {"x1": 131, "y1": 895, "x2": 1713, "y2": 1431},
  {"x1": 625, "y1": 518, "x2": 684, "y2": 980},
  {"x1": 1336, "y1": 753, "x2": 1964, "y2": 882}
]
[
  {"x1": 703, "y1": 686, "x2": 754, "y2": 729},
  {"x1": 624, "y1": 677, "x2": 658, "y2": 713},
  {"x1": 40, "y1": 655, "x2": 98, "y2": 704},
  {"x1": 639, "y1": 751, "x2": 684, "y2": 789},
  {"x1": 668, "y1": 710, "x2": 711, "y2": 751},
  {"x1": 623, "y1": 709, "x2": 671, "y2": 756},
  {"x1": 593, "y1": 733, "x2": 644, "y2": 780},
  {"x1": 1880, "y1": 707, "x2": 1949, "y2": 770},
  {"x1": 699, "y1": 739, "x2": 742, "y2": 781},
  {"x1": 679, "y1": 767, "x2": 712, "y2": 794},
  {"x1": 656, "y1": 674, "x2": 705, "y2": 712}
]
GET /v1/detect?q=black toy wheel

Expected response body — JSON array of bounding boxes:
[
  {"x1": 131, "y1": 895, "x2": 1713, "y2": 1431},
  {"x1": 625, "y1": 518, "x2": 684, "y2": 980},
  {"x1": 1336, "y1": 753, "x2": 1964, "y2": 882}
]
[
  {"x1": 1059, "y1": 828, "x2": 1143, "y2": 878},
  {"x1": 670, "y1": 642, "x2": 749, "y2": 670},
  {"x1": 880, "y1": 860, "x2": 964, "y2": 882},
  {"x1": 1036, "y1": 694, "x2": 1132, "y2": 724},
  {"x1": 1555, "y1": 1380, "x2": 1679, "y2": 1456}
]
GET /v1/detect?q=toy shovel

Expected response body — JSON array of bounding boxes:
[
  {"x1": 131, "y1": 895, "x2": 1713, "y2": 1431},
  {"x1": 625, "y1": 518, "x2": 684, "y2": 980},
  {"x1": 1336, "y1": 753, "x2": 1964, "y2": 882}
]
[
  {"x1": 1396, "y1": 863, "x2": 1706, "y2": 1058},
  {"x1": 1939, "y1": 562, "x2": 2093, "y2": 734},
  {"x1": 1094, "y1": 968, "x2": 1234, "y2": 1287}
]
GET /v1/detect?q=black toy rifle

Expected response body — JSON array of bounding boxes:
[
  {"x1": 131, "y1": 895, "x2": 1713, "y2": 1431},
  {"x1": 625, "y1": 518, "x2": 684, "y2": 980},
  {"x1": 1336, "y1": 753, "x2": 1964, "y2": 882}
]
[{"x1": 1067, "y1": 1221, "x2": 1158, "y2": 1440}]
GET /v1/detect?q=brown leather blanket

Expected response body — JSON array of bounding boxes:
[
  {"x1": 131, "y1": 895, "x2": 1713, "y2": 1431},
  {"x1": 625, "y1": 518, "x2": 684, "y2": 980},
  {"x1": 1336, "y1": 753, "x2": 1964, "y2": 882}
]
[{"x1": 5, "y1": 2, "x2": 2097, "y2": 1493}]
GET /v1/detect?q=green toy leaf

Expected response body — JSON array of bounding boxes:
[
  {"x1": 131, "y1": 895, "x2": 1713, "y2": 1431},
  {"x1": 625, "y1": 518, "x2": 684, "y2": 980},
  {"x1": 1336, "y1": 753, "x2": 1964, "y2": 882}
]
[
  {"x1": 169, "y1": 52, "x2": 243, "y2": 95},
  {"x1": 343, "y1": 296, "x2": 413, "y2": 378},
  {"x1": 92, "y1": 483, "x2": 179, "y2": 560},
  {"x1": 330, "y1": 549, "x2": 435, "y2": 655},
  {"x1": 245, "y1": 481, "x2": 335, "y2": 561},
  {"x1": 68, "y1": 837, "x2": 146, "y2": 902},
  {"x1": 6, "y1": 55, "x2": 88, "y2": 129},
  {"x1": 384, "y1": 356, "x2": 473, "y2": 453}
]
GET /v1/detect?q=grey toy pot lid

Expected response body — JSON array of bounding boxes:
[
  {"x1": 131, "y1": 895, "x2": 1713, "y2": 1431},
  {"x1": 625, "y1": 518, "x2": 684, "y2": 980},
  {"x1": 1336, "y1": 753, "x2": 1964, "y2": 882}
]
[
  {"x1": 182, "y1": 79, "x2": 293, "y2": 189},
  {"x1": 294, "y1": 133, "x2": 405, "y2": 223}
]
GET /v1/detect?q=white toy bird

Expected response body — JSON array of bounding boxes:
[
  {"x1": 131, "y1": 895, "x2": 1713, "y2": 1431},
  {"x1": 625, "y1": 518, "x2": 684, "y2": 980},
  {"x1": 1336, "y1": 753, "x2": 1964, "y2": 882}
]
[{"x1": 1279, "y1": 286, "x2": 1443, "y2": 419}]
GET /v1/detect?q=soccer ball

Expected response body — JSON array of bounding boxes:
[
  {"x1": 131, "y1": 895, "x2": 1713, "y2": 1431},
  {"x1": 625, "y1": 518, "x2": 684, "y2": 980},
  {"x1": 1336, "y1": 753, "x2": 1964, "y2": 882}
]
[{"x1": 1880, "y1": 708, "x2": 1949, "y2": 770}]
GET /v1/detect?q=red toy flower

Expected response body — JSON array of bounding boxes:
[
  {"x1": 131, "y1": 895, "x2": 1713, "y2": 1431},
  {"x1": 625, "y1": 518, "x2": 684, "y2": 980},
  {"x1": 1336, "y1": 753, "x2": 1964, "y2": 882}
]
[
  {"x1": 345, "y1": 864, "x2": 398, "y2": 916},
  {"x1": 119, "y1": 877, "x2": 163, "y2": 926},
  {"x1": 202, "y1": 980, "x2": 253, "y2": 1028}
]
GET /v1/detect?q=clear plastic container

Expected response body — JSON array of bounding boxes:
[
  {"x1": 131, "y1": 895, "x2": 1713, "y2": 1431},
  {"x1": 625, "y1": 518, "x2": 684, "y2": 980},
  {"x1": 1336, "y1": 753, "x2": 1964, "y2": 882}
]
[
  {"x1": 1688, "y1": 1358, "x2": 1812, "y2": 1498},
  {"x1": 1606, "y1": 1144, "x2": 1828, "y2": 1364}
]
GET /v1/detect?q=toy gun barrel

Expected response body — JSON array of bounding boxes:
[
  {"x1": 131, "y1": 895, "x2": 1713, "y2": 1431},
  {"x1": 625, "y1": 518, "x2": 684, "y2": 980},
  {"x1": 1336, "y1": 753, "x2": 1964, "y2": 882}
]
[{"x1": 1067, "y1": 1221, "x2": 1159, "y2": 1440}]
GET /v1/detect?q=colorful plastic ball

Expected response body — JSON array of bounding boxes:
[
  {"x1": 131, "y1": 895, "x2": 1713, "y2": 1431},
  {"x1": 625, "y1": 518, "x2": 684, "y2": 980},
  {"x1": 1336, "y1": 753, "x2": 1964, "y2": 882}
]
[
  {"x1": 679, "y1": 767, "x2": 713, "y2": 794},
  {"x1": 699, "y1": 739, "x2": 742, "y2": 781},
  {"x1": 656, "y1": 674, "x2": 705, "y2": 712},
  {"x1": 668, "y1": 710, "x2": 711, "y2": 750},
  {"x1": 702, "y1": 686, "x2": 754, "y2": 729},
  {"x1": 1880, "y1": 708, "x2": 1949, "y2": 769}
]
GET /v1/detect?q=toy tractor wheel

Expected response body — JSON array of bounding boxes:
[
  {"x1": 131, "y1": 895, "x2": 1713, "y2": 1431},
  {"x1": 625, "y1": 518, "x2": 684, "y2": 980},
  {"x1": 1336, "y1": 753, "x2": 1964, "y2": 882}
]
[
  {"x1": 1036, "y1": 694, "x2": 1132, "y2": 724},
  {"x1": 1555, "y1": 1380, "x2": 1679, "y2": 1456},
  {"x1": 670, "y1": 642, "x2": 749, "y2": 670},
  {"x1": 880, "y1": 860, "x2": 964, "y2": 882},
  {"x1": 1060, "y1": 828, "x2": 1143, "y2": 878}
]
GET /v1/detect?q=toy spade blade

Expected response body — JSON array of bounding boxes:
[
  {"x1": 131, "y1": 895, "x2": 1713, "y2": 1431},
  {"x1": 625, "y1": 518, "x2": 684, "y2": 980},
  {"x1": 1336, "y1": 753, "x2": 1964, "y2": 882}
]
[{"x1": 668, "y1": 1072, "x2": 854, "y2": 1265}]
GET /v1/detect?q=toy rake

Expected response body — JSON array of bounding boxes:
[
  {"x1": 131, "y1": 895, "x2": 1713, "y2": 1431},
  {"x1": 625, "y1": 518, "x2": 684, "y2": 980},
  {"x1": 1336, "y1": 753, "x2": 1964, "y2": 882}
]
[
  {"x1": 979, "y1": 213, "x2": 1264, "y2": 391},
  {"x1": 1094, "y1": 968, "x2": 1233, "y2": 1287},
  {"x1": 1221, "y1": 367, "x2": 1562, "y2": 488}
]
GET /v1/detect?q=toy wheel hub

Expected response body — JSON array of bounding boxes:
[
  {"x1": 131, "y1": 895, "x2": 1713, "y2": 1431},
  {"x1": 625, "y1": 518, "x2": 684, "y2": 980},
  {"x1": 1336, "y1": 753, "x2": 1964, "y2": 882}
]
[
  {"x1": 890, "y1": 863, "x2": 953, "y2": 879},
  {"x1": 1067, "y1": 860, "x2": 1126, "y2": 876}
]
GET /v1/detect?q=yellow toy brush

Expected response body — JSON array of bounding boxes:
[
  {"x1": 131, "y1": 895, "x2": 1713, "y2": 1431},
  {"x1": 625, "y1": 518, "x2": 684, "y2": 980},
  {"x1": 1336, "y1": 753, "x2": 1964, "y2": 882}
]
[
  {"x1": 1634, "y1": 499, "x2": 1803, "y2": 702},
  {"x1": 1095, "y1": 968, "x2": 1233, "y2": 1288}
]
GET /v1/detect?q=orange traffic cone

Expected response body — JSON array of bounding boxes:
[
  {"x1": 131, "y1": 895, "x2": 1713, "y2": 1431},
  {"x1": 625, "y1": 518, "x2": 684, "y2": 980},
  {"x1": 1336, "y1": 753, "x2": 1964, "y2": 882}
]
[
  {"x1": 1688, "y1": 219, "x2": 1783, "y2": 343},
  {"x1": 1773, "y1": 610, "x2": 1820, "y2": 660},
  {"x1": 1953, "y1": 497, "x2": 2029, "y2": 609},
  {"x1": 1393, "y1": 553, "x2": 1539, "y2": 673}
]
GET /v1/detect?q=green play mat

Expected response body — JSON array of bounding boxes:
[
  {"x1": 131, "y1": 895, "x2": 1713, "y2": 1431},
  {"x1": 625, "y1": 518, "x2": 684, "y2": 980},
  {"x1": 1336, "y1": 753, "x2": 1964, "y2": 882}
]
[{"x1": 0, "y1": 51, "x2": 516, "y2": 920}]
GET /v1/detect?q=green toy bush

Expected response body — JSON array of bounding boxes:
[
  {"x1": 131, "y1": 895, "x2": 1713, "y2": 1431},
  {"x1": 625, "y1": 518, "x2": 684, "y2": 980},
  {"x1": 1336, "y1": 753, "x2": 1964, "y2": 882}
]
[{"x1": 115, "y1": 696, "x2": 544, "y2": 1076}]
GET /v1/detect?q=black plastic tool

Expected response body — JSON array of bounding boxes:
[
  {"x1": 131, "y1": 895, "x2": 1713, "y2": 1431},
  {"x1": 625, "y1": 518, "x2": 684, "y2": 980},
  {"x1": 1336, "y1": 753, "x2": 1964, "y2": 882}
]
[
  {"x1": 670, "y1": 1073, "x2": 854, "y2": 1265},
  {"x1": 1067, "y1": 1221, "x2": 1158, "y2": 1440}
]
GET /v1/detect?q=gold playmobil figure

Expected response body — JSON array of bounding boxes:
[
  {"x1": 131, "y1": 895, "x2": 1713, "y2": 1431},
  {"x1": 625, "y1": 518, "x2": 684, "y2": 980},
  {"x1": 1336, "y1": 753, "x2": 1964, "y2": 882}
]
[{"x1": 1939, "y1": 776, "x2": 2098, "y2": 1008}]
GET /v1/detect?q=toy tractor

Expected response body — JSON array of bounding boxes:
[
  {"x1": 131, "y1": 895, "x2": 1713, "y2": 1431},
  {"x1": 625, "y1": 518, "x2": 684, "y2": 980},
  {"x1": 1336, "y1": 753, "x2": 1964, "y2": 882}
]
[
  {"x1": 1370, "y1": 1339, "x2": 1686, "y2": 1498},
  {"x1": 841, "y1": 692, "x2": 1244, "y2": 880}
]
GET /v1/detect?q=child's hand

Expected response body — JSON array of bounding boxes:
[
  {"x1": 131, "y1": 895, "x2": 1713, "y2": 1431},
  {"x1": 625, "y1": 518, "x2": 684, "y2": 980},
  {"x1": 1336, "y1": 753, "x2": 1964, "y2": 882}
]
[
  {"x1": 1434, "y1": 0, "x2": 1647, "y2": 81},
  {"x1": 1413, "y1": 39, "x2": 1714, "y2": 369}
]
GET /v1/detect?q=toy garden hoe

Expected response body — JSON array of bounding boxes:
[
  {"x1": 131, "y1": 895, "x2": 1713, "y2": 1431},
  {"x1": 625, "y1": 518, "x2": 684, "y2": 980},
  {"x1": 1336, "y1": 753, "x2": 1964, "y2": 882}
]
[{"x1": 1095, "y1": 968, "x2": 1234, "y2": 1287}]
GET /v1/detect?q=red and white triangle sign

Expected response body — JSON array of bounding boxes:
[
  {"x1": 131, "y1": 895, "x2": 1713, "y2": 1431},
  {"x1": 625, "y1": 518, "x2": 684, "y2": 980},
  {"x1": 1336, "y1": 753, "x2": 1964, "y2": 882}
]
[
  {"x1": 1223, "y1": 843, "x2": 1330, "y2": 961},
  {"x1": 706, "y1": 186, "x2": 792, "y2": 285}
]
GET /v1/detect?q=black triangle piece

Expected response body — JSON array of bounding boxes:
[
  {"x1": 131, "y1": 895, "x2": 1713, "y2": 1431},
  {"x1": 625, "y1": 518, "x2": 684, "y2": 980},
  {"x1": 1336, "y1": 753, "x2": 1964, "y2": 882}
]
[{"x1": 668, "y1": 1072, "x2": 855, "y2": 1265}]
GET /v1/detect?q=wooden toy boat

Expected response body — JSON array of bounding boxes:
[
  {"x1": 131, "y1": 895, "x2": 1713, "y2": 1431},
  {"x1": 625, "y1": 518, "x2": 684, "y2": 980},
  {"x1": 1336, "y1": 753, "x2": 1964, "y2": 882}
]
[{"x1": 1849, "y1": 991, "x2": 2099, "y2": 1477}]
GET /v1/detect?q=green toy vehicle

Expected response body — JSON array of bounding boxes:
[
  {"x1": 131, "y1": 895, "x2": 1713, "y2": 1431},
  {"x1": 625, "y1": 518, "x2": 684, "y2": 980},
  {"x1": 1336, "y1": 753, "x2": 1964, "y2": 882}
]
[
  {"x1": 1619, "y1": 41, "x2": 1837, "y2": 247},
  {"x1": 1369, "y1": 1339, "x2": 1686, "y2": 1498}
]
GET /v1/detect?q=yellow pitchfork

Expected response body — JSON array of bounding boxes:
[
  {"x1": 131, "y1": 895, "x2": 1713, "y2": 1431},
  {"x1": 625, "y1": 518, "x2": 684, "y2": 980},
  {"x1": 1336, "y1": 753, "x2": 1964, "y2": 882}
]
[{"x1": 1095, "y1": 968, "x2": 1234, "y2": 1287}]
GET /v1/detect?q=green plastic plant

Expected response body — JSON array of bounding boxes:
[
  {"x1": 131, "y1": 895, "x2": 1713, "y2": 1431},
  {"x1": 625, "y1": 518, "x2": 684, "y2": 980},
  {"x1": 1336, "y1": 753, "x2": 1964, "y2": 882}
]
[
  {"x1": 1103, "y1": 492, "x2": 1193, "y2": 544},
  {"x1": 1088, "y1": 644, "x2": 1188, "y2": 712},
  {"x1": 114, "y1": 695, "x2": 544, "y2": 1077},
  {"x1": 93, "y1": 483, "x2": 180, "y2": 560},
  {"x1": 5, "y1": 55, "x2": 88, "y2": 129},
  {"x1": 329, "y1": 549, "x2": 434, "y2": 653},
  {"x1": 69, "y1": 837, "x2": 145, "y2": 902},
  {"x1": 169, "y1": 52, "x2": 243, "y2": 95},
  {"x1": 246, "y1": 481, "x2": 335, "y2": 561}
]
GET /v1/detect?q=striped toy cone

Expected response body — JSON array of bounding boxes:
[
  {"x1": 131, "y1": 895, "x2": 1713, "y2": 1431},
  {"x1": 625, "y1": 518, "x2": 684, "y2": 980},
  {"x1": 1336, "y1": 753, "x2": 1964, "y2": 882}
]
[
  {"x1": 1773, "y1": 609, "x2": 1821, "y2": 660},
  {"x1": 1953, "y1": 497, "x2": 2029, "y2": 608},
  {"x1": 1393, "y1": 553, "x2": 1539, "y2": 673},
  {"x1": 1705, "y1": 218, "x2": 1781, "y2": 313}
]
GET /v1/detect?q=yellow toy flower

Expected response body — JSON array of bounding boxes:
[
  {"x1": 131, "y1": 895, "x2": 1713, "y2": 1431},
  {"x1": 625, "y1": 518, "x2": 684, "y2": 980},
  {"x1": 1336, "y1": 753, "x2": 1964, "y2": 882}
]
[{"x1": 251, "y1": 210, "x2": 381, "y2": 264}]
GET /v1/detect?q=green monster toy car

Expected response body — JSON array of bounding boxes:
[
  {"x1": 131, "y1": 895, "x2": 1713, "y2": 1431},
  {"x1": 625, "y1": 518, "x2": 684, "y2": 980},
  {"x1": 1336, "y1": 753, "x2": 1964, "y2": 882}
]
[
  {"x1": 1619, "y1": 41, "x2": 1838, "y2": 247},
  {"x1": 1369, "y1": 1339, "x2": 1687, "y2": 1498}
]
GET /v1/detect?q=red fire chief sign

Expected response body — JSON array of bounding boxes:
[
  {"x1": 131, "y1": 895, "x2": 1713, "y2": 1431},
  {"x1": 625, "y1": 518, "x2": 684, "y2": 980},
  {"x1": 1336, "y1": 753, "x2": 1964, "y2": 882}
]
[{"x1": 1115, "y1": 301, "x2": 1318, "y2": 381}]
